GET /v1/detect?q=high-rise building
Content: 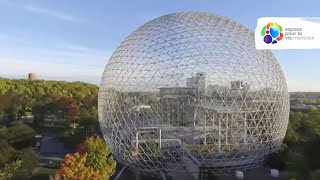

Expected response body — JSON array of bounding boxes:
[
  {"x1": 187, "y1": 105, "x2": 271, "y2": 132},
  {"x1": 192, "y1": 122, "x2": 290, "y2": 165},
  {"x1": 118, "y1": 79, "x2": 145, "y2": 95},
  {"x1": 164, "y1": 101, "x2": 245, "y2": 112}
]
[
  {"x1": 187, "y1": 72, "x2": 205, "y2": 95},
  {"x1": 231, "y1": 80, "x2": 243, "y2": 90}
]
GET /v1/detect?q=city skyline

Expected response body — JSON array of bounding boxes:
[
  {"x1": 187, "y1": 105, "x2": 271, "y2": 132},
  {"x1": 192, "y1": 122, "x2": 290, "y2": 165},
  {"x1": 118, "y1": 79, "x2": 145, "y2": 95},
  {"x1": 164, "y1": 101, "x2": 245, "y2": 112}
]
[{"x1": 0, "y1": 0, "x2": 319, "y2": 92}]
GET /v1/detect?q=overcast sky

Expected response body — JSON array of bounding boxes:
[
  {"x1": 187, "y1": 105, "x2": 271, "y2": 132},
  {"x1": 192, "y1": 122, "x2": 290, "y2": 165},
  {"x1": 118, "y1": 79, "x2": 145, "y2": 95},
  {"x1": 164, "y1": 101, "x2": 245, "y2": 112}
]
[{"x1": 0, "y1": 0, "x2": 319, "y2": 91}]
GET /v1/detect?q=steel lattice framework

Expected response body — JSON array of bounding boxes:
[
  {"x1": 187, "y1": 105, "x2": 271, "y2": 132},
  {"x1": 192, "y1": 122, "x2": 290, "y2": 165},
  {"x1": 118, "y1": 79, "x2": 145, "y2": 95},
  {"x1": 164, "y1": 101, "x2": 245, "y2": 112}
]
[{"x1": 98, "y1": 12, "x2": 289, "y2": 177}]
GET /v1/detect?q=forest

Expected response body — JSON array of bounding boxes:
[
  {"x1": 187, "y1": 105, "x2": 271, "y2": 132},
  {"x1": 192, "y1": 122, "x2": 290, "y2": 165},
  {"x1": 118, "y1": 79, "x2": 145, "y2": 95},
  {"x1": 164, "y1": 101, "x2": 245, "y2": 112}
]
[
  {"x1": 268, "y1": 108, "x2": 320, "y2": 179},
  {"x1": 0, "y1": 78, "x2": 116, "y2": 179}
]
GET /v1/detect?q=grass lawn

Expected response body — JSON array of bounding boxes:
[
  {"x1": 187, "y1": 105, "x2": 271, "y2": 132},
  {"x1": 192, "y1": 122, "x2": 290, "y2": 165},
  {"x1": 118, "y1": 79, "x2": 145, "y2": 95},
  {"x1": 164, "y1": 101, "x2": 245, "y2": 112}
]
[{"x1": 31, "y1": 167, "x2": 57, "y2": 180}]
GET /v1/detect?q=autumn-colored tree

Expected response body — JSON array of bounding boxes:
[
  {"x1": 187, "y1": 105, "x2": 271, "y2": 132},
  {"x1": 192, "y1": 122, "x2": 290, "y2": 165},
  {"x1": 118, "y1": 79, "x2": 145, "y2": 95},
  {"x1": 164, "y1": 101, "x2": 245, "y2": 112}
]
[
  {"x1": 83, "y1": 136, "x2": 117, "y2": 179},
  {"x1": 56, "y1": 136, "x2": 116, "y2": 180},
  {"x1": 54, "y1": 153, "x2": 104, "y2": 180},
  {"x1": 64, "y1": 98, "x2": 80, "y2": 123}
]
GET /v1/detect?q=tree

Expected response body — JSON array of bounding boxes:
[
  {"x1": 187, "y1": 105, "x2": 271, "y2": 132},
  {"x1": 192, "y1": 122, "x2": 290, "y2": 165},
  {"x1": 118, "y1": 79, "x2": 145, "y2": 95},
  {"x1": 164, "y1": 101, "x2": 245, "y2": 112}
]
[
  {"x1": 0, "y1": 146, "x2": 17, "y2": 168},
  {"x1": 2, "y1": 91, "x2": 20, "y2": 121},
  {"x1": 54, "y1": 153, "x2": 104, "y2": 180},
  {"x1": 285, "y1": 150, "x2": 309, "y2": 179},
  {"x1": 12, "y1": 148, "x2": 37, "y2": 179},
  {"x1": 65, "y1": 99, "x2": 80, "y2": 123},
  {"x1": 310, "y1": 169, "x2": 320, "y2": 180},
  {"x1": 0, "y1": 77, "x2": 99, "y2": 126},
  {"x1": 83, "y1": 136, "x2": 117, "y2": 179},
  {"x1": 32, "y1": 94, "x2": 54, "y2": 127},
  {"x1": 0, "y1": 160, "x2": 22, "y2": 180},
  {"x1": 0, "y1": 90, "x2": 29, "y2": 121},
  {"x1": 302, "y1": 109, "x2": 320, "y2": 136},
  {"x1": 270, "y1": 109, "x2": 320, "y2": 178},
  {"x1": 7, "y1": 123, "x2": 35, "y2": 148},
  {"x1": 32, "y1": 102, "x2": 47, "y2": 127},
  {"x1": 56, "y1": 136, "x2": 116, "y2": 180},
  {"x1": 0, "y1": 93, "x2": 5, "y2": 118},
  {"x1": 304, "y1": 138, "x2": 320, "y2": 170},
  {"x1": 0, "y1": 126, "x2": 9, "y2": 148},
  {"x1": 284, "y1": 125, "x2": 300, "y2": 144},
  {"x1": 0, "y1": 124, "x2": 36, "y2": 179},
  {"x1": 284, "y1": 111, "x2": 303, "y2": 144}
]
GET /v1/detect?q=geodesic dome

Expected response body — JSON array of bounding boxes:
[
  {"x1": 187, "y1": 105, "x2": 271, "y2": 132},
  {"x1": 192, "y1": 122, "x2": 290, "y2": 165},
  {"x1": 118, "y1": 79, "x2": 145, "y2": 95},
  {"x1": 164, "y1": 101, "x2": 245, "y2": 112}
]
[{"x1": 98, "y1": 12, "x2": 289, "y2": 177}]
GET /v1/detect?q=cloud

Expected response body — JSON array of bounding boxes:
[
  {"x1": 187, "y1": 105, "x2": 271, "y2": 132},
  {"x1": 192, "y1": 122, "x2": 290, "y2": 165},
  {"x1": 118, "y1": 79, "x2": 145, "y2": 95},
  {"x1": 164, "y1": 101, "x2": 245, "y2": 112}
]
[
  {"x1": 61, "y1": 42, "x2": 109, "y2": 56},
  {"x1": 23, "y1": 5, "x2": 84, "y2": 23}
]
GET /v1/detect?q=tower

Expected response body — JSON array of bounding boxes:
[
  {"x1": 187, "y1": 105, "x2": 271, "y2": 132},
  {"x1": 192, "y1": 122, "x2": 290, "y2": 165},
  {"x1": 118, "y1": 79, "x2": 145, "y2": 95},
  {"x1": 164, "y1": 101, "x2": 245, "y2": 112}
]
[{"x1": 28, "y1": 73, "x2": 37, "y2": 81}]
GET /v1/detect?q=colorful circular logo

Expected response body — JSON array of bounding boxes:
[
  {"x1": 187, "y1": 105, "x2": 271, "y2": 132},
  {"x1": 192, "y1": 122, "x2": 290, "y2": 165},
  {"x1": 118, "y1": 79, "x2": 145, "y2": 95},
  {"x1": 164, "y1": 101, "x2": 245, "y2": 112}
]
[{"x1": 261, "y1": 22, "x2": 283, "y2": 44}]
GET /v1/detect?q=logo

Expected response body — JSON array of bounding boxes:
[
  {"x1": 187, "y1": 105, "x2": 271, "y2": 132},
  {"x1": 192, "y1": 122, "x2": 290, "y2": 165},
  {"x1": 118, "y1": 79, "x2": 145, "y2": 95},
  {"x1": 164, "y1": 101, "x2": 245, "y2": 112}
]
[{"x1": 261, "y1": 22, "x2": 283, "y2": 44}]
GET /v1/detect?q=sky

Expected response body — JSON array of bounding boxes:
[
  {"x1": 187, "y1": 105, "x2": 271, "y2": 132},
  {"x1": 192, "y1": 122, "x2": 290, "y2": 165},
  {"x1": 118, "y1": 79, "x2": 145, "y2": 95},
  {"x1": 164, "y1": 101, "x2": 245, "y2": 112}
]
[{"x1": 0, "y1": 0, "x2": 319, "y2": 92}]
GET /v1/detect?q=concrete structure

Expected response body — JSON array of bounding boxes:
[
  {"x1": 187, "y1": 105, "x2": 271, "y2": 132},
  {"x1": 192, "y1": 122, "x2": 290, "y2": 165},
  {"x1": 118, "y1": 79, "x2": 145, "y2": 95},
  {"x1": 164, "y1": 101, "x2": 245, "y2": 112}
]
[
  {"x1": 231, "y1": 81, "x2": 243, "y2": 90},
  {"x1": 98, "y1": 12, "x2": 289, "y2": 178},
  {"x1": 270, "y1": 169, "x2": 279, "y2": 178},
  {"x1": 28, "y1": 73, "x2": 37, "y2": 81},
  {"x1": 235, "y1": 170, "x2": 244, "y2": 179},
  {"x1": 187, "y1": 72, "x2": 206, "y2": 95}
]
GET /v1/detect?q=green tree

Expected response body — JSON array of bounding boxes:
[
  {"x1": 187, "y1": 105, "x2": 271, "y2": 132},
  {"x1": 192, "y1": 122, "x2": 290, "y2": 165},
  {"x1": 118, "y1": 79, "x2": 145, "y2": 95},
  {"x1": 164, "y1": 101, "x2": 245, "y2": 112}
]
[
  {"x1": 302, "y1": 109, "x2": 320, "y2": 136},
  {"x1": 0, "y1": 146, "x2": 17, "y2": 168},
  {"x1": 0, "y1": 126, "x2": 9, "y2": 148},
  {"x1": 82, "y1": 136, "x2": 117, "y2": 179},
  {"x1": 8, "y1": 123, "x2": 35, "y2": 148},
  {"x1": 284, "y1": 125, "x2": 300, "y2": 144},
  {"x1": 0, "y1": 160, "x2": 22, "y2": 180},
  {"x1": 310, "y1": 169, "x2": 320, "y2": 180},
  {"x1": 0, "y1": 93, "x2": 5, "y2": 118},
  {"x1": 12, "y1": 148, "x2": 37, "y2": 179},
  {"x1": 2, "y1": 91, "x2": 26, "y2": 121},
  {"x1": 0, "y1": 77, "x2": 98, "y2": 125},
  {"x1": 284, "y1": 111, "x2": 303, "y2": 144},
  {"x1": 304, "y1": 138, "x2": 320, "y2": 170},
  {"x1": 285, "y1": 150, "x2": 309, "y2": 179}
]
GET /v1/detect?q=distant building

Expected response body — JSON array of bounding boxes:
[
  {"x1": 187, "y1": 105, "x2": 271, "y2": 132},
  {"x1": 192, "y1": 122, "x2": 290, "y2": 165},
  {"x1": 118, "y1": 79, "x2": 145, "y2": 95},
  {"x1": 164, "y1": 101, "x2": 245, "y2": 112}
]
[
  {"x1": 187, "y1": 72, "x2": 205, "y2": 95},
  {"x1": 159, "y1": 87, "x2": 193, "y2": 125},
  {"x1": 243, "y1": 83, "x2": 250, "y2": 92},
  {"x1": 231, "y1": 80, "x2": 243, "y2": 90},
  {"x1": 28, "y1": 73, "x2": 37, "y2": 81},
  {"x1": 206, "y1": 84, "x2": 229, "y2": 99}
]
